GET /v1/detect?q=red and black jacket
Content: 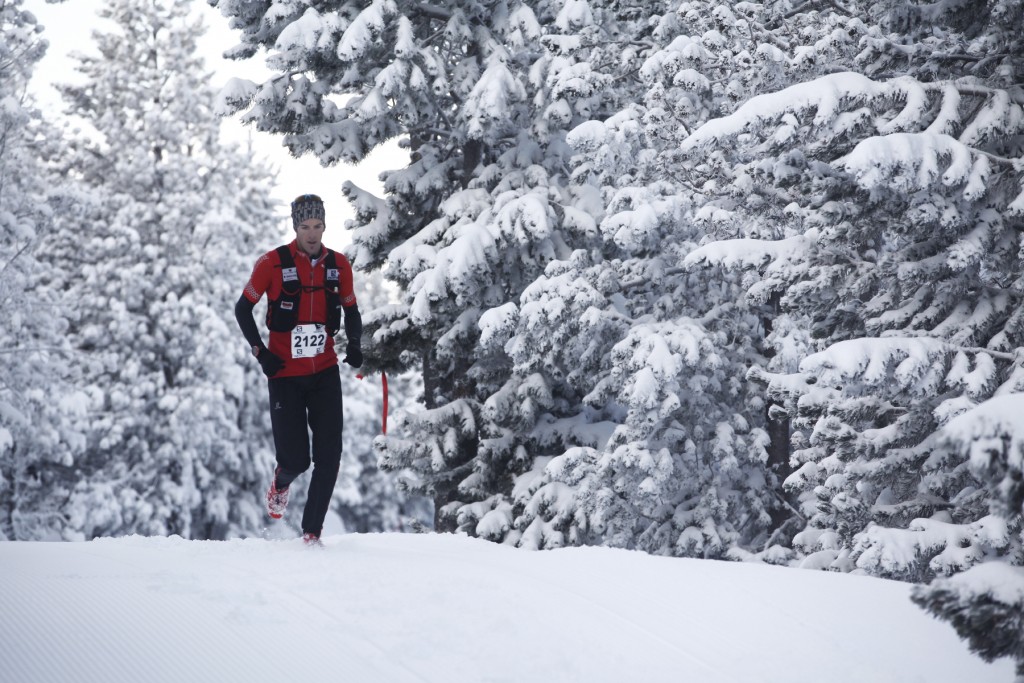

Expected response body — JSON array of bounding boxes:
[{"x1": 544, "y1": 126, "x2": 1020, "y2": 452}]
[{"x1": 237, "y1": 240, "x2": 359, "y2": 378}]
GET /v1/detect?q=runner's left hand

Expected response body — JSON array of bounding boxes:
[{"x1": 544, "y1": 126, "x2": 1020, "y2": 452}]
[{"x1": 344, "y1": 343, "x2": 363, "y2": 369}]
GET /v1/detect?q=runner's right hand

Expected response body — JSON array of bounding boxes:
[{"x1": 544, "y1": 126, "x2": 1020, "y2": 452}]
[{"x1": 257, "y1": 347, "x2": 285, "y2": 377}]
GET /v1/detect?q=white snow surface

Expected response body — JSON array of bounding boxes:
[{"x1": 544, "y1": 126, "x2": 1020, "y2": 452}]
[{"x1": 1, "y1": 533, "x2": 1013, "y2": 682}]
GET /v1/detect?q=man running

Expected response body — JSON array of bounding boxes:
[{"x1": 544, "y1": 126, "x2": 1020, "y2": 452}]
[{"x1": 234, "y1": 194, "x2": 362, "y2": 546}]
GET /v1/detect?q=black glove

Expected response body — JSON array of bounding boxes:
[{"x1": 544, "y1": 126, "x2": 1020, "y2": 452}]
[
  {"x1": 342, "y1": 305, "x2": 363, "y2": 369},
  {"x1": 257, "y1": 347, "x2": 285, "y2": 377},
  {"x1": 344, "y1": 343, "x2": 363, "y2": 369}
]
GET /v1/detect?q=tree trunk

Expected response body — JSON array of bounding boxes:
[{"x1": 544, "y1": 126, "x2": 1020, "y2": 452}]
[{"x1": 762, "y1": 291, "x2": 796, "y2": 537}]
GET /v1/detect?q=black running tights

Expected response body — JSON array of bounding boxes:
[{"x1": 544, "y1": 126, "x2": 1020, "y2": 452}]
[{"x1": 267, "y1": 367, "x2": 343, "y2": 536}]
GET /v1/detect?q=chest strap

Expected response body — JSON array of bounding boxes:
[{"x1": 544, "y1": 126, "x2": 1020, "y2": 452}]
[{"x1": 266, "y1": 245, "x2": 342, "y2": 334}]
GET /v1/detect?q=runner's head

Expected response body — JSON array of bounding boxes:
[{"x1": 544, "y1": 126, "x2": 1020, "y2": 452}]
[
  {"x1": 291, "y1": 194, "x2": 325, "y2": 228},
  {"x1": 292, "y1": 194, "x2": 326, "y2": 257}
]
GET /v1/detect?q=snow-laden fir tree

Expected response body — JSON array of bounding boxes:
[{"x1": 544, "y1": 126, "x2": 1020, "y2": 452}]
[
  {"x1": 502, "y1": 0, "x2": 878, "y2": 556},
  {"x1": 486, "y1": 243, "x2": 778, "y2": 555},
  {"x1": 677, "y1": 0, "x2": 1024, "y2": 579},
  {"x1": 47, "y1": 0, "x2": 281, "y2": 539},
  {"x1": 566, "y1": 0, "x2": 1024, "y2": 668},
  {"x1": 0, "y1": 0, "x2": 91, "y2": 540}
]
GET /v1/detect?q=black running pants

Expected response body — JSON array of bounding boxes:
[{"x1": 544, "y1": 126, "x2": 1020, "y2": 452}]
[{"x1": 268, "y1": 366, "x2": 343, "y2": 536}]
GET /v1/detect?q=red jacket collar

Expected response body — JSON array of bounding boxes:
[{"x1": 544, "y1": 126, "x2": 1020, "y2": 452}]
[{"x1": 288, "y1": 239, "x2": 326, "y2": 264}]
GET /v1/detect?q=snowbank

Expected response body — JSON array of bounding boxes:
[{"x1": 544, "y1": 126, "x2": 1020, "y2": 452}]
[{"x1": 1, "y1": 533, "x2": 1013, "y2": 682}]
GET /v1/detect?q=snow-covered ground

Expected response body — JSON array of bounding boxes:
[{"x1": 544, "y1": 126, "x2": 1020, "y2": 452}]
[{"x1": 1, "y1": 532, "x2": 1013, "y2": 682}]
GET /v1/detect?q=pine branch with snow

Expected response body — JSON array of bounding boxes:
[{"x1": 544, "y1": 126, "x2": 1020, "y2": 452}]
[
  {"x1": 913, "y1": 562, "x2": 1024, "y2": 679},
  {"x1": 908, "y1": 380, "x2": 1024, "y2": 678}
]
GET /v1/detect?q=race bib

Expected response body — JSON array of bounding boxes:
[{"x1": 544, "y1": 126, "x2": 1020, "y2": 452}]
[{"x1": 291, "y1": 324, "x2": 327, "y2": 358}]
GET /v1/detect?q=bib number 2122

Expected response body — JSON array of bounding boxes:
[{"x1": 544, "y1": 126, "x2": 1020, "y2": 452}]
[{"x1": 291, "y1": 324, "x2": 327, "y2": 358}]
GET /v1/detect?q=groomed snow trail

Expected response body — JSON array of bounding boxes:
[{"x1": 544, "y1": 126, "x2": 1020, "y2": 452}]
[{"x1": 0, "y1": 533, "x2": 1013, "y2": 683}]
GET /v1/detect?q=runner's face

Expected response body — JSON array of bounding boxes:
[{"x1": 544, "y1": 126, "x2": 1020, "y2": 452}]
[{"x1": 296, "y1": 218, "x2": 325, "y2": 256}]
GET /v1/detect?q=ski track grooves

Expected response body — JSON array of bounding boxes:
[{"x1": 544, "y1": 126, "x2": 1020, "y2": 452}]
[
  {"x1": 359, "y1": 536, "x2": 738, "y2": 683},
  {"x1": 534, "y1": 574, "x2": 737, "y2": 683},
  {"x1": 212, "y1": 541, "x2": 432, "y2": 683},
  {"x1": 3, "y1": 561, "x2": 287, "y2": 683}
]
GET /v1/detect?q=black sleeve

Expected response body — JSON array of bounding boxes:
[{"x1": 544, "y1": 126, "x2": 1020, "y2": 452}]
[
  {"x1": 343, "y1": 304, "x2": 362, "y2": 348},
  {"x1": 235, "y1": 295, "x2": 264, "y2": 349}
]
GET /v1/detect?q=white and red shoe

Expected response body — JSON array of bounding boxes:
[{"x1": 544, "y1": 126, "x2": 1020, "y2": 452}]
[
  {"x1": 302, "y1": 532, "x2": 323, "y2": 548},
  {"x1": 266, "y1": 480, "x2": 289, "y2": 519}
]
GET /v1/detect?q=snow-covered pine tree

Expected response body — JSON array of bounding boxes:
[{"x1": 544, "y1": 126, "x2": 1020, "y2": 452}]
[
  {"x1": 0, "y1": 0, "x2": 90, "y2": 540},
  {"x1": 215, "y1": 0, "x2": 663, "y2": 533},
  {"x1": 168, "y1": 142, "x2": 282, "y2": 539},
  {"x1": 358, "y1": 0, "x2": 630, "y2": 534},
  {"x1": 643, "y1": 0, "x2": 1024, "y2": 669},
  {"x1": 503, "y1": 0, "x2": 877, "y2": 556},
  {"x1": 48, "y1": 0, "x2": 281, "y2": 539},
  {"x1": 677, "y1": 0, "x2": 1024, "y2": 575}
]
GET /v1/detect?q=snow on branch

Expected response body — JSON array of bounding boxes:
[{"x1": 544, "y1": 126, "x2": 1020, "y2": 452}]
[
  {"x1": 760, "y1": 340, "x2": 1020, "y2": 432},
  {"x1": 274, "y1": 7, "x2": 334, "y2": 55},
  {"x1": 681, "y1": 72, "x2": 1023, "y2": 179},
  {"x1": 799, "y1": 336, "x2": 950, "y2": 388},
  {"x1": 684, "y1": 232, "x2": 814, "y2": 271},
  {"x1": 214, "y1": 78, "x2": 258, "y2": 117},
  {"x1": 337, "y1": 0, "x2": 397, "y2": 61},
  {"x1": 838, "y1": 132, "x2": 1006, "y2": 198},
  {"x1": 609, "y1": 320, "x2": 719, "y2": 417},
  {"x1": 342, "y1": 181, "x2": 390, "y2": 266},
  {"x1": 680, "y1": 72, "x2": 887, "y2": 151},
  {"x1": 478, "y1": 302, "x2": 518, "y2": 352},
  {"x1": 638, "y1": 35, "x2": 710, "y2": 84},
  {"x1": 939, "y1": 393, "x2": 1024, "y2": 517},
  {"x1": 959, "y1": 89, "x2": 1015, "y2": 148},
  {"x1": 1010, "y1": 188, "x2": 1024, "y2": 217},
  {"x1": 554, "y1": 0, "x2": 594, "y2": 34},
  {"x1": 912, "y1": 562, "x2": 1024, "y2": 674},
  {"x1": 853, "y1": 515, "x2": 1012, "y2": 580},
  {"x1": 464, "y1": 62, "x2": 526, "y2": 139},
  {"x1": 395, "y1": 187, "x2": 555, "y2": 324}
]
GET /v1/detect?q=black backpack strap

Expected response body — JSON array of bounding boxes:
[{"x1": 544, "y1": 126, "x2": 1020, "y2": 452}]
[
  {"x1": 323, "y1": 249, "x2": 343, "y2": 335},
  {"x1": 275, "y1": 244, "x2": 293, "y2": 265},
  {"x1": 267, "y1": 245, "x2": 302, "y2": 332},
  {"x1": 275, "y1": 245, "x2": 299, "y2": 291}
]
